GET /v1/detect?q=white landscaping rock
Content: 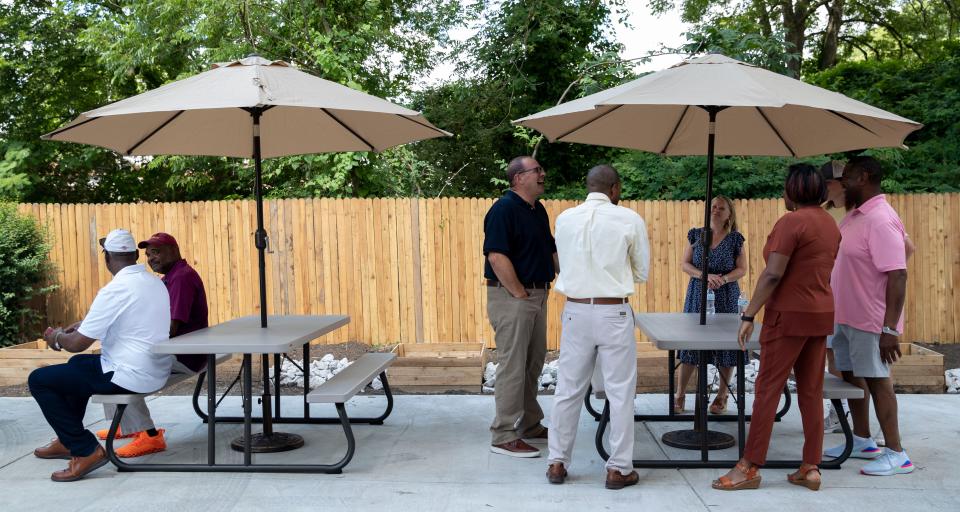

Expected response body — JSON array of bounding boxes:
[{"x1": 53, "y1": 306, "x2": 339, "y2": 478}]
[
  {"x1": 946, "y1": 368, "x2": 960, "y2": 394},
  {"x1": 275, "y1": 353, "x2": 366, "y2": 391}
]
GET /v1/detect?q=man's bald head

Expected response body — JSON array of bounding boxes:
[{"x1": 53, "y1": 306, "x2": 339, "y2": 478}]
[{"x1": 586, "y1": 164, "x2": 622, "y2": 204}]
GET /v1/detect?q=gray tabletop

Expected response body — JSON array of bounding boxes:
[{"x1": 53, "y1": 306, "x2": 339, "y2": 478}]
[
  {"x1": 152, "y1": 315, "x2": 350, "y2": 354},
  {"x1": 634, "y1": 312, "x2": 761, "y2": 351}
]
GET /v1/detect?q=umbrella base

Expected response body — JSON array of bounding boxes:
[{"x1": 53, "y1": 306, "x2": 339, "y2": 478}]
[
  {"x1": 231, "y1": 432, "x2": 304, "y2": 453},
  {"x1": 661, "y1": 429, "x2": 735, "y2": 450}
]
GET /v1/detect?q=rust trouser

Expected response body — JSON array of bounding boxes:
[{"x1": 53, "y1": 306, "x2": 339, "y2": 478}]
[{"x1": 744, "y1": 334, "x2": 827, "y2": 466}]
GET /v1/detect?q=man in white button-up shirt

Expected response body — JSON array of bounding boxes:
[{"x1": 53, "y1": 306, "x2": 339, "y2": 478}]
[
  {"x1": 546, "y1": 165, "x2": 649, "y2": 489},
  {"x1": 29, "y1": 229, "x2": 172, "y2": 482}
]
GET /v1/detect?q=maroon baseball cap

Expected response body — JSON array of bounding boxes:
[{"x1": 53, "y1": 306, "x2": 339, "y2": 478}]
[{"x1": 138, "y1": 232, "x2": 179, "y2": 249}]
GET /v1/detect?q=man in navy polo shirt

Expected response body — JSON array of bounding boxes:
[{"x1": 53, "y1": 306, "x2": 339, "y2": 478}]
[
  {"x1": 484, "y1": 155, "x2": 559, "y2": 458},
  {"x1": 97, "y1": 232, "x2": 209, "y2": 457}
]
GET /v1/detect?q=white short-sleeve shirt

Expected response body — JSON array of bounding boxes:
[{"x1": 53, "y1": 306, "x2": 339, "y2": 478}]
[{"x1": 78, "y1": 264, "x2": 174, "y2": 393}]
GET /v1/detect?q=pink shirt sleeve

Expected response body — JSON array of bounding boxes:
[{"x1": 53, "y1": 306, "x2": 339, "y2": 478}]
[{"x1": 869, "y1": 217, "x2": 906, "y2": 272}]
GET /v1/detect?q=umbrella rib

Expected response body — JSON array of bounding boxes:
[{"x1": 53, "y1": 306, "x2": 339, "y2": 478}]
[
  {"x1": 124, "y1": 110, "x2": 185, "y2": 155},
  {"x1": 43, "y1": 116, "x2": 100, "y2": 139},
  {"x1": 659, "y1": 106, "x2": 690, "y2": 154},
  {"x1": 397, "y1": 114, "x2": 449, "y2": 137},
  {"x1": 827, "y1": 110, "x2": 879, "y2": 137},
  {"x1": 321, "y1": 108, "x2": 374, "y2": 151},
  {"x1": 754, "y1": 107, "x2": 796, "y2": 157},
  {"x1": 554, "y1": 105, "x2": 623, "y2": 141}
]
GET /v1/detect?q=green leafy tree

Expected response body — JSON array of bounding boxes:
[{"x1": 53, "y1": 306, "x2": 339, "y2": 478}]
[
  {"x1": 1, "y1": 0, "x2": 467, "y2": 202},
  {"x1": 410, "y1": 0, "x2": 635, "y2": 197},
  {"x1": 0, "y1": 204, "x2": 56, "y2": 347}
]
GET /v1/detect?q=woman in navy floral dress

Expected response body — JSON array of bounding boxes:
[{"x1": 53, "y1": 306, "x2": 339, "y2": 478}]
[{"x1": 675, "y1": 196, "x2": 748, "y2": 414}]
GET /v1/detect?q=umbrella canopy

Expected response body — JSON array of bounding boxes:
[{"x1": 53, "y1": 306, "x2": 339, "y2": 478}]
[
  {"x1": 516, "y1": 53, "x2": 920, "y2": 157},
  {"x1": 43, "y1": 55, "x2": 450, "y2": 156},
  {"x1": 43, "y1": 55, "x2": 450, "y2": 328},
  {"x1": 515, "y1": 53, "x2": 922, "y2": 324}
]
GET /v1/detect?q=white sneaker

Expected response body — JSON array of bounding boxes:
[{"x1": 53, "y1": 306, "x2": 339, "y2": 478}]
[
  {"x1": 824, "y1": 435, "x2": 883, "y2": 459},
  {"x1": 823, "y1": 406, "x2": 843, "y2": 434},
  {"x1": 860, "y1": 448, "x2": 915, "y2": 476}
]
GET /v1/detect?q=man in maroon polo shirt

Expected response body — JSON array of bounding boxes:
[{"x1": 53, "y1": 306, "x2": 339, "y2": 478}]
[{"x1": 97, "y1": 232, "x2": 209, "y2": 457}]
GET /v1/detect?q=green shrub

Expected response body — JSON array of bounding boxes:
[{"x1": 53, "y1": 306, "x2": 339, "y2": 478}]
[{"x1": 0, "y1": 204, "x2": 56, "y2": 347}]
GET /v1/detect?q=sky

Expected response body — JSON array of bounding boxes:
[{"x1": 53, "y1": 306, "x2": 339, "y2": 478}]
[{"x1": 422, "y1": 0, "x2": 692, "y2": 86}]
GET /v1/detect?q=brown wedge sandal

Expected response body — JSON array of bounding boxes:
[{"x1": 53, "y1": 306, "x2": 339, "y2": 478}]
[
  {"x1": 674, "y1": 394, "x2": 685, "y2": 414},
  {"x1": 709, "y1": 394, "x2": 728, "y2": 415},
  {"x1": 787, "y1": 464, "x2": 822, "y2": 491},
  {"x1": 712, "y1": 461, "x2": 761, "y2": 491}
]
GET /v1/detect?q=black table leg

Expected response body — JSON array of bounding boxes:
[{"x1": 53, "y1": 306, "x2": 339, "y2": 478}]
[
  {"x1": 668, "y1": 350, "x2": 676, "y2": 417},
  {"x1": 737, "y1": 351, "x2": 746, "y2": 458},
  {"x1": 661, "y1": 350, "x2": 735, "y2": 452},
  {"x1": 303, "y1": 342, "x2": 311, "y2": 419},
  {"x1": 274, "y1": 353, "x2": 282, "y2": 418},
  {"x1": 231, "y1": 353, "x2": 304, "y2": 453},
  {"x1": 243, "y1": 354, "x2": 252, "y2": 464},
  {"x1": 208, "y1": 353, "x2": 216, "y2": 466}
]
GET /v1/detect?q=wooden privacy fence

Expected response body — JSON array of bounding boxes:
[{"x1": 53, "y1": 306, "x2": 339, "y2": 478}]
[{"x1": 16, "y1": 193, "x2": 960, "y2": 348}]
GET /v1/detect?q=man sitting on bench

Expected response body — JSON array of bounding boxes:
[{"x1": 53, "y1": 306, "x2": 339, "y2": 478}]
[
  {"x1": 29, "y1": 229, "x2": 173, "y2": 482},
  {"x1": 96, "y1": 232, "x2": 209, "y2": 457}
]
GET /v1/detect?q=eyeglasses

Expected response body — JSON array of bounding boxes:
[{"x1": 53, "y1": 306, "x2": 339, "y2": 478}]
[{"x1": 517, "y1": 166, "x2": 545, "y2": 176}]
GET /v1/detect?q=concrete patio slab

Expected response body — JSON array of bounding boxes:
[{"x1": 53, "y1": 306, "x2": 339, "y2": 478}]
[{"x1": 1, "y1": 393, "x2": 957, "y2": 511}]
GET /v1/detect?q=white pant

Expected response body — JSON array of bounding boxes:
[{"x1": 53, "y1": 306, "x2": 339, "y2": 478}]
[
  {"x1": 102, "y1": 359, "x2": 196, "y2": 433},
  {"x1": 548, "y1": 301, "x2": 637, "y2": 473}
]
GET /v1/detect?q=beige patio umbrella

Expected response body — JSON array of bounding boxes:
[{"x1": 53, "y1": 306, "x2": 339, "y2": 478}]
[
  {"x1": 515, "y1": 53, "x2": 922, "y2": 323},
  {"x1": 44, "y1": 55, "x2": 450, "y2": 329},
  {"x1": 43, "y1": 55, "x2": 450, "y2": 453}
]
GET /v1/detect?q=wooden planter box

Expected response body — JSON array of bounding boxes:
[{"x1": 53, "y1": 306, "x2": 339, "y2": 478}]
[
  {"x1": 891, "y1": 343, "x2": 944, "y2": 393},
  {"x1": 0, "y1": 340, "x2": 101, "y2": 386},
  {"x1": 636, "y1": 342, "x2": 669, "y2": 393},
  {"x1": 388, "y1": 343, "x2": 484, "y2": 393}
]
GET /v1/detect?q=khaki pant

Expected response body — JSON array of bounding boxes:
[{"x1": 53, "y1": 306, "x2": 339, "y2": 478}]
[
  {"x1": 487, "y1": 286, "x2": 548, "y2": 445},
  {"x1": 102, "y1": 359, "x2": 195, "y2": 433},
  {"x1": 548, "y1": 301, "x2": 637, "y2": 473}
]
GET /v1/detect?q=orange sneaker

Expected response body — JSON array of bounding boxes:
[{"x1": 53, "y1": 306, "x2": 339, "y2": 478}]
[
  {"x1": 96, "y1": 427, "x2": 137, "y2": 440},
  {"x1": 115, "y1": 429, "x2": 167, "y2": 458}
]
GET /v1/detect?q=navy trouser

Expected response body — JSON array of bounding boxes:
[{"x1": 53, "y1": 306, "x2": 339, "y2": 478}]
[{"x1": 28, "y1": 354, "x2": 131, "y2": 457}]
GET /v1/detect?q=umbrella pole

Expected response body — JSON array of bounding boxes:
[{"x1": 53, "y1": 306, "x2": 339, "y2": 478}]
[
  {"x1": 698, "y1": 107, "x2": 722, "y2": 326},
  {"x1": 253, "y1": 111, "x2": 269, "y2": 330}
]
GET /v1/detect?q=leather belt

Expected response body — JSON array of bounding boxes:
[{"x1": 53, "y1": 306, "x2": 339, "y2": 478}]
[
  {"x1": 486, "y1": 279, "x2": 550, "y2": 290},
  {"x1": 566, "y1": 297, "x2": 628, "y2": 305}
]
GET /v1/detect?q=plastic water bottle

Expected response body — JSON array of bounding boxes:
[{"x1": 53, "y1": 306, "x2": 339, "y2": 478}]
[
  {"x1": 706, "y1": 289, "x2": 716, "y2": 315},
  {"x1": 738, "y1": 293, "x2": 749, "y2": 315}
]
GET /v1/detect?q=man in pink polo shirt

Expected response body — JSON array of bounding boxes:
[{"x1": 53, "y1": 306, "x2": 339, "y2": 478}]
[{"x1": 823, "y1": 156, "x2": 913, "y2": 476}]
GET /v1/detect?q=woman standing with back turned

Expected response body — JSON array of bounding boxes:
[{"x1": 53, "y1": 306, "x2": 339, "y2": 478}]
[{"x1": 712, "y1": 164, "x2": 841, "y2": 491}]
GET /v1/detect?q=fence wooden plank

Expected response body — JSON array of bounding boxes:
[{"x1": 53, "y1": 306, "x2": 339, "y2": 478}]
[{"x1": 17, "y1": 194, "x2": 960, "y2": 346}]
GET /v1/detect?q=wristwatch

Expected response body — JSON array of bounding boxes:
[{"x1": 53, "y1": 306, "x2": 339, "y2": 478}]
[
  {"x1": 881, "y1": 326, "x2": 901, "y2": 337},
  {"x1": 740, "y1": 314, "x2": 755, "y2": 323}
]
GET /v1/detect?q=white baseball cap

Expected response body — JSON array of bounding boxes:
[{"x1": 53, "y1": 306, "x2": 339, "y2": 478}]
[{"x1": 99, "y1": 229, "x2": 137, "y2": 253}]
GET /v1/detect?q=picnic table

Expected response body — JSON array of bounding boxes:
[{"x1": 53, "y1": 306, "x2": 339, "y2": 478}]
[
  {"x1": 96, "y1": 314, "x2": 395, "y2": 473},
  {"x1": 590, "y1": 312, "x2": 861, "y2": 469}
]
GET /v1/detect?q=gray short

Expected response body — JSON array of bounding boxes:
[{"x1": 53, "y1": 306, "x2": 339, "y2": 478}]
[{"x1": 831, "y1": 323, "x2": 890, "y2": 378}]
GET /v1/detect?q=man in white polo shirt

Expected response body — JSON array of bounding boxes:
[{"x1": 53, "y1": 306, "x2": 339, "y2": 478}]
[
  {"x1": 546, "y1": 165, "x2": 649, "y2": 490},
  {"x1": 29, "y1": 229, "x2": 172, "y2": 482}
]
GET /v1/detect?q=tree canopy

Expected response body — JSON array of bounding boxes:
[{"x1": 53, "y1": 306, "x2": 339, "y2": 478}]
[{"x1": 1, "y1": 0, "x2": 957, "y2": 203}]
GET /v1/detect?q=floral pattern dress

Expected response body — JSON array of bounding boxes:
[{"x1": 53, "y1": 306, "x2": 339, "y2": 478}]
[{"x1": 679, "y1": 227, "x2": 745, "y2": 368}]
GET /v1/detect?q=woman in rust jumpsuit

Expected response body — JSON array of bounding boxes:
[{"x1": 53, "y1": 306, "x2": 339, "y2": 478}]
[{"x1": 712, "y1": 163, "x2": 841, "y2": 491}]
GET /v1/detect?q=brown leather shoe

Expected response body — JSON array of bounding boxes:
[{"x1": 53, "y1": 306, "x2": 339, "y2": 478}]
[
  {"x1": 51, "y1": 445, "x2": 109, "y2": 482},
  {"x1": 490, "y1": 439, "x2": 541, "y2": 458},
  {"x1": 547, "y1": 462, "x2": 567, "y2": 484},
  {"x1": 605, "y1": 469, "x2": 640, "y2": 490},
  {"x1": 34, "y1": 438, "x2": 71, "y2": 460}
]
